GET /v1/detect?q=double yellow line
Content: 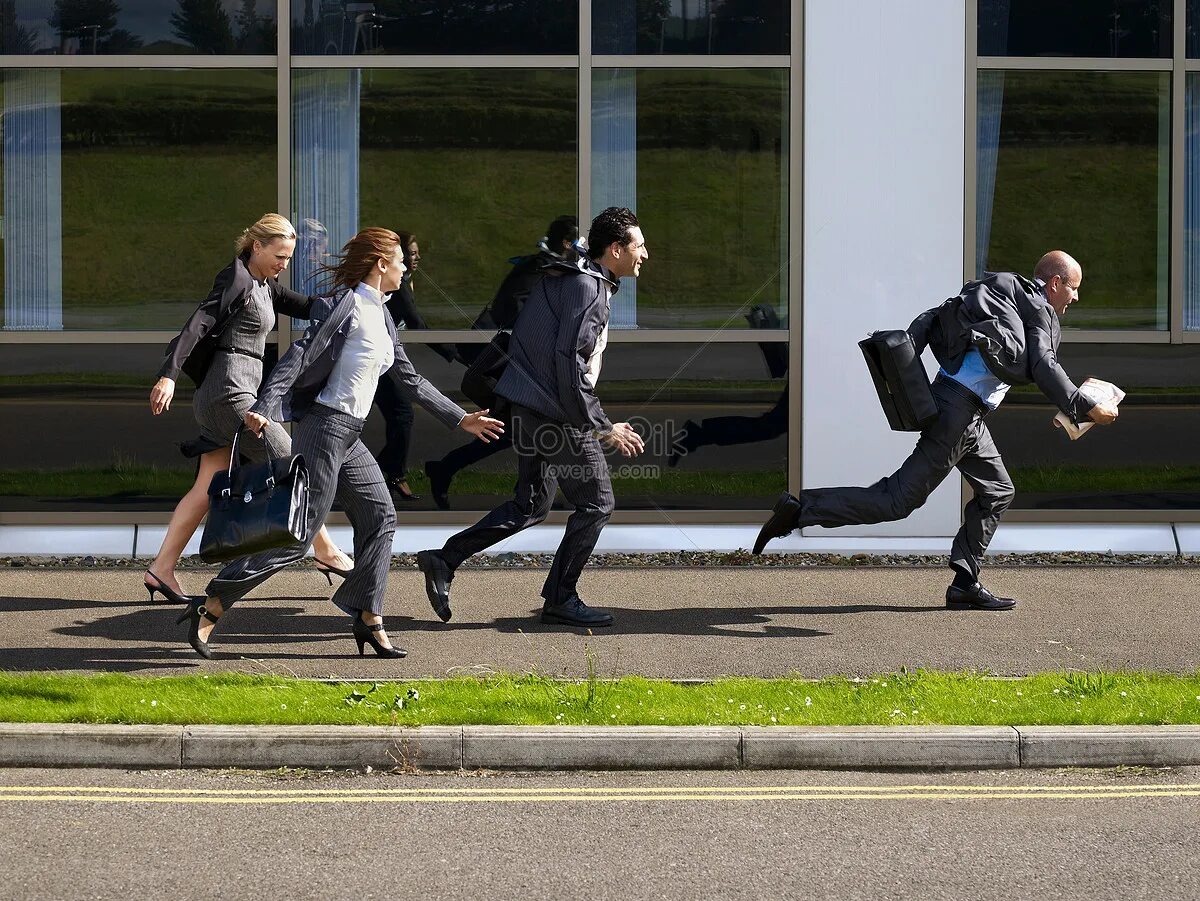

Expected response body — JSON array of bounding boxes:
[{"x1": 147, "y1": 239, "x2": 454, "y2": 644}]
[{"x1": 0, "y1": 783, "x2": 1198, "y2": 805}]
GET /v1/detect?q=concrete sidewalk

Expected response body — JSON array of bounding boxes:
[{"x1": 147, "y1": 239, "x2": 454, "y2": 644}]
[{"x1": 1, "y1": 564, "x2": 1197, "y2": 679}]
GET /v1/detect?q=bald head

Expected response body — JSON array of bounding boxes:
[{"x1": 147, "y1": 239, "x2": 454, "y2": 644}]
[{"x1": 1034, "y1": 250, "x2": 1082, "y2": 317}]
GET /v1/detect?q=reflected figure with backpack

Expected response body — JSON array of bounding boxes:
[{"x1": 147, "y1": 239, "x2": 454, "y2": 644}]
[
  {"x1": 423, "y1": 215, "x2": 582, "y2": 509},
  {"x1": 668, "y1": 303, "x2": 788, "y2": 468}
]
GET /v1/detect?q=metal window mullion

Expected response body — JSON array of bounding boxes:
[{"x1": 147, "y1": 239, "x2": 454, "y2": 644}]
[
  {"x1": 0, "y1": 55, "x2": 278, "y2": 68},
  {"x1": 1172, "y1": 0, "x2": 1186, "y2": 343},
  {"x1": 787, "y1": 0, "x2": 802, "y2": 497},
  {"x1": 579, "y1": 0, "x2": 592, "y2": 229},
  {"x1": 977, "y1": 56, "x2": 1173, "y2": 70},
  {"x1": 291, "y1": 55, "x2": 578, "y2": 68},
  {"x1": 591, "y1": 55, "x2": 790, "y2": 68},
  {"x1": 962, "y1": 0, "x2": 979, "y2": 524},
  {"x1": 277, "y1": 0, "x2": 294, "y2": 362},
  {"x1": 1060, "y1": 330, "x2": 1173, "y2": 343}
]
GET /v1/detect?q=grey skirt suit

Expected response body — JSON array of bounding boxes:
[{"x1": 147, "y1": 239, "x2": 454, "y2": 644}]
[{"x1": 158, "y1": 255, "x2": 316, "y2": 462}]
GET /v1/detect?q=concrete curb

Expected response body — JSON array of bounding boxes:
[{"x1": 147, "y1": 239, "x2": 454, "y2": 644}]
[{"x1": 2, "y1": 723, "x2": 1200, "y2": 770}]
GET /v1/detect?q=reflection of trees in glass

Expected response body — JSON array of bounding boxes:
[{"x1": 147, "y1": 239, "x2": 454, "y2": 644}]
[
  {"x1": 294, "y1": 0, "x2": 576, "y2": 54},
  {"x1": 171, "y1": 0, "x2": 234, "y2": 52},
  {"x1": 49, "y1": 0, "x2": 131, "y2": 53},
  {"x1": 234, "y1": 0, "x2": 275, "y2": 52},
  {"x1": 1, "y1": 0, "x2": 36, "y2": 52}
]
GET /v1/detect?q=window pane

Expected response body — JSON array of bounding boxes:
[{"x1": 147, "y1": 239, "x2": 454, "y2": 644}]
[
  {"x1": 979, "y1": 0, "x2": 1170, "y2": 58},
  {"x1": 383, "y1": 342, "x2": 787, "y2": 511},
  {"x1": 0, "y1": 68, "x2": 276, "y2": 331},
  {"x1": 989, "y1": 344, "x2": 1200, "y2": 510},
  {"x1": 593, "y1": 0, "x2": 788, "y2": 55},
  {"x1": 1185, "y1": 74, "x2": 1200, "y2": 328},
  {"x1": 977, "y1": 70, "x2": 1169, "y2": 330},
  {"x1": 291, "y1": 69, "x2": 576, "y2": 329},
  {"x1": 290, "y1": 2, "x2": 576, "y2": 55},
  {"x1": 2, "y1": 0, "x2": 277, "y2": 54},
  {"x1": 591, "y1": 68, "x2": 788, "y2": 329},
  {"x1": 0, "y1": 344, "x2": 202, "y2": 512}
]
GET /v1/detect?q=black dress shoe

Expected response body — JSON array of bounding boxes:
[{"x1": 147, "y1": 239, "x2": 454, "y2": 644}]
[
  {"x1": 945, "y1": 582, "x2": 1017, "y2": 611},
  {"x1": 752, "y1": 492, "x2": 803, "y2": 555},
  {"x1": 416, "y1": 549, "x2": 454, "y2": 622},
  {"x1": 541, "y1": 595, "x2": 614, "y2": 627}
]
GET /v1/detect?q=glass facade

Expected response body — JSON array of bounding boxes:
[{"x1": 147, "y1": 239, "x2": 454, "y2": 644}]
[
  {"x1": 979, "y1": 0, "x2": 1200, "y2": 515},
  {"x1": 977, "y1": 69, "x2": 1169, "y2": 330},
  {"x1": 0, "y1": 7, "x2": 792, "y2": 519},
  {"x1": 592, "y1": 0, "x2": 788, "y2": 55},
  {"x1": 1, "y1": 68, "x2": 277, "y2": 330},
  {"x1": 989, "y1": 345, "x2": 1200, "y2": 510},
  {"x1": 2, "y1": 0, "x2": 278, "y2": 54},
  {"x1": 979, "y1": 0, "x2": 1171, "y2": 59}
]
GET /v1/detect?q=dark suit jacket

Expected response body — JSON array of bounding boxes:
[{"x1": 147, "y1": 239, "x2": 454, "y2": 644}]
[
  {"x1": 157, "y1": 254, "x2": 315, "y2": 387},
  {"x1": 250, "y1": 288, "x2": 467, "y2": 430},
  {"x1": 384, "y1": 278, "x2": 457, "y2": 363},
  {"x1": 494, "y1": 258, "x2": 617, "y2": 432},
  {"x1": 907, "y1": 271, "x2": 1093, "y2": 423}
]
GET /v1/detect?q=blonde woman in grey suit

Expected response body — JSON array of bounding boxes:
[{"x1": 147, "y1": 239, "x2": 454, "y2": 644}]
[{"x1": 147, "y1": 214, "x2": 353, "y2": 605}]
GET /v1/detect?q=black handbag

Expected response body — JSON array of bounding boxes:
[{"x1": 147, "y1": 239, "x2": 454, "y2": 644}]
[
  {"x1": 859, "y1": 330, "x2": 939, "y2": 432},
  {"x1": 460, "y1": 330, "x2": 511, "y2": 414},
  {"x1": 199, "y1": 427, "x2": 310, "y2": 563}
]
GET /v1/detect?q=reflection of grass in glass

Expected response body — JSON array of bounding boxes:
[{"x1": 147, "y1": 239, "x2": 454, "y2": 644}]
[
  {"x1": 1012, "y1": 464, "x2": 1200, "y2": 495},
  {"x1": 0, "y1": 466, "x2": 785, "y2": 500},
  {"x1": 0, "y1": 462, "x2": 196, "y2": 499},
  {"x1": 988, "y1": 144, "x2": 1162, "y2": 328},
  {"x1": 60, "y1": 147, "x2": 275, "y2": 326}
]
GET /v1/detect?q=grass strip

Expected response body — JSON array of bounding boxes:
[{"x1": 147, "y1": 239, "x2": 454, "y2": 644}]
[{"x1": 0, "y1": 671, "x2": 1198, "y2": 728}]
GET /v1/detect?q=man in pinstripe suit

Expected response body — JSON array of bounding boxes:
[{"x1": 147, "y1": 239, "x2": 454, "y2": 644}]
[{"x1": 418, "y1": 208, "x2": 648, "y2": 627}]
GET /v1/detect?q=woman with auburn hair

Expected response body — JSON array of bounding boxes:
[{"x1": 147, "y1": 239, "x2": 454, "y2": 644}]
[
  {"x1": 147, "y1": 213, "x2": 353, "y2": 605},
  {"x1": 178, "y1": 227, "x2": 504, "y2": 660}
]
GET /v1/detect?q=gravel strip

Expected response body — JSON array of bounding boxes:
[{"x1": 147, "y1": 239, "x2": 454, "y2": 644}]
[{"x1": 2, "y1": 551, "x2": 1195, "y2": 570}]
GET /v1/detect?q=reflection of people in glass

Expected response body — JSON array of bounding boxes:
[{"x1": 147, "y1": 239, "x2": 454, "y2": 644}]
[
  {"x1": 424, "y1": 215, "x2": 581, "y2": 509},
  {"x1": 669, "y1": 303, "x2": 787, "y2": 467},
  {"x1": 754, "y1": 251, "x2": 1120, "y2": 611},
  {"x1": 147, "y1": 214, "x2": 353, "y2": 605},
  {"x1": 295, "y1": 217, "x2": 329, "y2": 292},
  {"x1": 182, "y1": 227, "x2": 504, "y2": 660},
  {"x1": 373, "y1": 230, "x2": 457, "y2": 504}
]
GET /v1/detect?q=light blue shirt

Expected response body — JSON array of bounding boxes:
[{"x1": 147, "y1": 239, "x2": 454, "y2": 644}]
[{"x1": 939, "y1": 349, "x2": 1010, "y2": 411}]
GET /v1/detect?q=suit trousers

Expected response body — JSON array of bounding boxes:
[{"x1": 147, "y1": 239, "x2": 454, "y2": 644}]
[
  {"x1": 206, "y1": 404, "x2": 396, "y2": 615},
  {"x1": 798, "y1": 377, "x2": 1015, "y2": 581},
  {"x1": 440, "y1": 405, "x2": 615, "y2": 605}
]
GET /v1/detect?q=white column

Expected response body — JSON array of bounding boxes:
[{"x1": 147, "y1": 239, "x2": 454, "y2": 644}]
[{"x1": 802, "y1": 0, "x2": 965, "y2": 537}]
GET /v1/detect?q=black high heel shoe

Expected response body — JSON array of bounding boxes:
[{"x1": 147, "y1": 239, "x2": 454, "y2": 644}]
[
  {"x1": 314, "y1": 558, "x2": 354, "y2": 586},
  {"x1": 144, "y1": 570, "x2": 198, "y2": 605},
  {"x1": 177, "y1": 598, "x2": 221, "y2": 659},
  {"x1": 352, "y1": 618, "x2": 407, "y2": 659}
]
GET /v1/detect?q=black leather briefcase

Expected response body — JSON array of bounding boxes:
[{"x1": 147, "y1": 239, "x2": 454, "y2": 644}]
[
  {"x1": 199, "y1": 427, "x2": 309, "y2": 563},
  {"x1": 858, "y1": 330, "x2": 939, "y2": 432}
]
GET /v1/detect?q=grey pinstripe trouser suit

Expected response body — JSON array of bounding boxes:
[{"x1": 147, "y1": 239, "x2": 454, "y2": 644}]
[{"x1": 205, "y1": 289, "x2": 467, "y2": 616}]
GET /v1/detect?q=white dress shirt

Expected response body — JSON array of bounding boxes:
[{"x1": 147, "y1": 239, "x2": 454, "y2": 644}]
[{"x1": 316, "y1": 282, "x2": 395, "y2": 419}]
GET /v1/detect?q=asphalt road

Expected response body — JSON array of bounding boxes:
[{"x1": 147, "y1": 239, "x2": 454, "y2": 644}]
[
  {"x1": 0, "y1": 766, "x2": 1196, "y2": 900},
  {"x1": 1, "y1": 566, "x2": 1198, "y2": 678}
]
